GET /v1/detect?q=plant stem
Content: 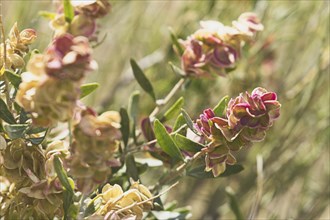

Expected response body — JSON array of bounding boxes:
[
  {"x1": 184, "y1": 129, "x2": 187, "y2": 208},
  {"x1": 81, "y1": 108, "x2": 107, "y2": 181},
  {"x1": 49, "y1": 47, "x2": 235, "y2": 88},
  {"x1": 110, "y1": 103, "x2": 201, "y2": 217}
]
[
  {"x1": 152, "y1": 150, "x2": 205, "y2": 192},
  {"x1": 149, "y1": 78, "x2": 186, "y2": 120}
]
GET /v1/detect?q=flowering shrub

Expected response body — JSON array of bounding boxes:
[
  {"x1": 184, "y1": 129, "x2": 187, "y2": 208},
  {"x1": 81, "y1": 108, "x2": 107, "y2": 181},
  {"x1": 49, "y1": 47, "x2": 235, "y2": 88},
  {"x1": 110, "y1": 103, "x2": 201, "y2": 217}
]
[{"x1": 0, "y1": 1, "x2": 281, "y2": 219}]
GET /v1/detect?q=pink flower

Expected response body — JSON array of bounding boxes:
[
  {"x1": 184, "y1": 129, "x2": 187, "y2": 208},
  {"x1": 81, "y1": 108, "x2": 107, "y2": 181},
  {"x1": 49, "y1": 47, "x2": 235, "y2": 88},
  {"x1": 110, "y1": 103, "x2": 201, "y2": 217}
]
[{"x1": 44, "y1": 34, "x2": 97, "y2": 81}]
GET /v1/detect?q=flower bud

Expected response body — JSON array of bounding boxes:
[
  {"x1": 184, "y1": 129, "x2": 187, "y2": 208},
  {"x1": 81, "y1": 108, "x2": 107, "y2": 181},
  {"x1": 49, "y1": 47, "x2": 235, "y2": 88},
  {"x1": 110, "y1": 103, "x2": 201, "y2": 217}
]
[
  {"x1": 16, "y1": 68, "x2": 80, "y2": 127},
  {"x1": 49, "y1": 14, "x2": 70, "y2": 37},
  {"x1": 74, "y1": 0, "x2": 111, "y2": 18},
  {"x1": 8, "y1": 22, "x2": 36, "y2": 54},
  {"x1": 232, "y1": 12, "x2": 264, "y2": 38},
  {"x1": 211, "y1": 44, "x2": 238, "y2": 68},
  {"x1": 20, "y1": 29, "x2": 37, "y2": 45},
  {"x1": 70, "y1": 14, "x2": 96, "y2": 38},
  {"x1": 44, "y1": 34, "x2": 97, "y2": 81},
  {"x1": 227, "y1": 87, "x2": 281, "y2": 138},
  {"x1": 193, "y1": 87, "x2": 280, "y2": 176},
  {"x1": 179, "y1": 12, "x2": 263, "y2": 78}
]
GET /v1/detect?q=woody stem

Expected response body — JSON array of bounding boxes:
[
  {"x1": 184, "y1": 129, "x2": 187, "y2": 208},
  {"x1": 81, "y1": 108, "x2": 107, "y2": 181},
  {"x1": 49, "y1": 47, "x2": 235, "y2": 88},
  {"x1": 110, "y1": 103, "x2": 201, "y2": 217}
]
[{"x1": 149, "y1": 78, "x2": 186, "y2": 120}]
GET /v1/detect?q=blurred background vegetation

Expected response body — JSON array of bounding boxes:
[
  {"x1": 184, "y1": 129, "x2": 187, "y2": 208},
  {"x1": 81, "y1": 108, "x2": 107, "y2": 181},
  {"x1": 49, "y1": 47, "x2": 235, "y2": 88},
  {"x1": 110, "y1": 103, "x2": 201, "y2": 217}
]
[{"x1": 3, "y1": 0, "x2": 329, "y2": 219}]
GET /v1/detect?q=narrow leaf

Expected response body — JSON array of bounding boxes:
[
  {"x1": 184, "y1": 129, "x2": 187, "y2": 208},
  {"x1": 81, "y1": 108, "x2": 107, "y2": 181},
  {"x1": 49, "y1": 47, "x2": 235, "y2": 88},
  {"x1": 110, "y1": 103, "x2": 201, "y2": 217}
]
[
  {"x1": 29, "y1": 136, "x2": 46, "y2": 145},
  {"x1": 63, "y1": 190, "x2": 74, "y2": 220},
  {"x1": 125, "y1": 155, "x2": 139, "y2": 181},
  {"x1": 0, "y1": 99, "x2": 16, "y2": 124},
  {"x1": 5, "y1": 70, "x2": 21, "y2": 88},
  {"x1": 130, "y1": 59, "x2": 156, "y2": 101},
  {"x1": 213, "y1": 96, "x2": 229, "y2": 117},
  {"x1": 181, "y1": 108, "x2": 198, "y2": 134},
  {"x1": 128, "y1": 91, "x2": 140, "y2": 145},
  {"x1": 169, "y1": 27, "x2": 184, "y2": 55},
  {"x1": 136, "y1": 163, "x2": 148, "y2": 175},
  {"x1": 174, "y1": 133, "x2": 203, "y2": 153},
  {"x1": 162, "y1": 97, "x2": 184, "y2": 122},
  {"x1": 54, "y1": 155, "x2": 74, "y2": 193},
  {"x1": 80, "y1": 83, "x2": 99, "y2": 99},
  {"x1": 169, "y1": 62, "x2": 186, "y2": 76},
  {"x1": 154, "y1": 119, "x2": 183, "y2": 161},
  {"x1": 120, "y1": 108, "x2": 130, "y2": 147},
  {"x1": 63, "y1": 0, "x2": 74, "y2": 23},
  {"x1": 141, "y1": 117, "x2": 155, "y2": 142},
  {"x1": 128, "y1": 91, "x2": 140, "y2": 122},
  {"x1": 173, "y1": 114, "x2": 186, "y2": 135},
  {"x1": 4, "y1": 124, "x2": 28, "y2": 139},
  {"x1": 26, "y1": 127, "x2": 47, "y2": 135},
  {"x1": 54, "y1": 158, "x2": 75, "y2": 219},
  {"x1": 19, "y1": 109, "x2": 29, "y2": 124}
]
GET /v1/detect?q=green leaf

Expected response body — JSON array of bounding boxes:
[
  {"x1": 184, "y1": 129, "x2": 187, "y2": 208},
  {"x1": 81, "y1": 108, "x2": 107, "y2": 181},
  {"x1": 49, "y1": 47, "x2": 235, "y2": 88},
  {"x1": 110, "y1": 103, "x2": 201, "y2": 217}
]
[
  {"x1": 4, "y1": 124, "x2": 28, "y2": 139},
  {"x1": 128, "y1": 91, "x2": 140, "y2": 144},
  {"x1": 136, "y1": 163, "x2": 148, "y2": 175},
  {"x1": 174, "y1": 134, "x2": 204, "y2": 153},
  {"x1": 128, "y1": 91, "x2": 140, "y2": 122},
  {"x1": 120, "y1": 108, "x2": 130, "y2": 148},
  {"x1": 125, "y1": 155, "x2": 139, "y2": 181},
  {"x1": 26, "y1": 127, "x2": 47, "y2": 135},
  {"x1": 162, "y1": 97, "x2": 184, "y2": 122},
  {"x1": 0, "y1": 99, "x2": 16, "y2": 124},
  {"x1": 29, "y1": 137, "x2": 45, "y2": 145},
  {"x1": 63, "y1": 0, "x2": 74, "y2": 23},
  {"x1": 169, "y1": 27, "x2": 184, "y2": 55},
  {"x1": 173, "y1": 114, "x2": 186, "y2": 135},
  {"x1": 80, "y1": 83, "x2": 99, "y2": 99},
  {"x1": 213, "y1": 96, "x2": 229, "y2": 117},
  {"x1": 5, "y1": 70, "x2": 21, "y2": 88},
  {"x1": 53, "y1": 155, "x2": 74, "y2": 193},
  {"x1": 181, "y1": 108, "x2": 199, "y2": 134},
  {"x1": 63, "y1": 189, "x2": 74, "y2": 220},
  {"x1": 187, "y1": 164, "x2": 244, "y2": 179},
  {"x1": 29, "y1": 130, "x2": 47, "y2": 145},
  {"x1": 225, "y1": 187, "x2": 244, "y2": 220},
  {"x1": 130, "y1": 59, "x2": 156, "y2": 101},
  {"x1": 154, "y1": 119, "x2": 183, "y2": 161},
  {"x1": 84, "y1": 198, "x2": 98, "y2": 217},
  {"x1": 169, "y1": 62, "x2": 186, "y2": 76},
  {"x1": 54, "y1": 157, "x2": 75, "y2": 220},
  {"x1": 19, "y1": 109, "x2": 29, "y2": 124}
]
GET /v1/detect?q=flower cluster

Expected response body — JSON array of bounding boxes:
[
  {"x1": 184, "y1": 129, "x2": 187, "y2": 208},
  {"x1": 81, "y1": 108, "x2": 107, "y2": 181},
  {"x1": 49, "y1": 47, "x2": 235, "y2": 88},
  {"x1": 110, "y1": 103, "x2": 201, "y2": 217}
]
[
  {"x1": 180, "y1": 12, "x2": 263, "y2": 77},
  {"x1": 0, "y1": 23, "x2": 36, "y2": 70},
  {"x1": 0, "y1": 139, "x2": 45, "y2": 188},
  {"x1": 50, "y1": 0, "x2": 111, "y2": 39},
  {"x1": 93, "y1": 180, "x2": 153, "y2": 219},
  {"x1": 16, "y1": 34, "x2": 96, "y2": 127},
  {"x1": 194, "y1": 87, "x2": 281, "y2": 176},
  {"x1": 67, "y1": 109, "x2": 122, "y2": 194},
  {"x1": 0, "y1": 139, "x2": 68, "y2": 219}
]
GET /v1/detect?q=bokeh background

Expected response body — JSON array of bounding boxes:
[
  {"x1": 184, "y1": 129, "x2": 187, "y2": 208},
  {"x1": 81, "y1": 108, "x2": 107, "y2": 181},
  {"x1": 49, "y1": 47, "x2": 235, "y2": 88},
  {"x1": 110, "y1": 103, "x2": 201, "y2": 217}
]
[{"x1": 2, "y1": 0, "x2": 329, "y2": 219}]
